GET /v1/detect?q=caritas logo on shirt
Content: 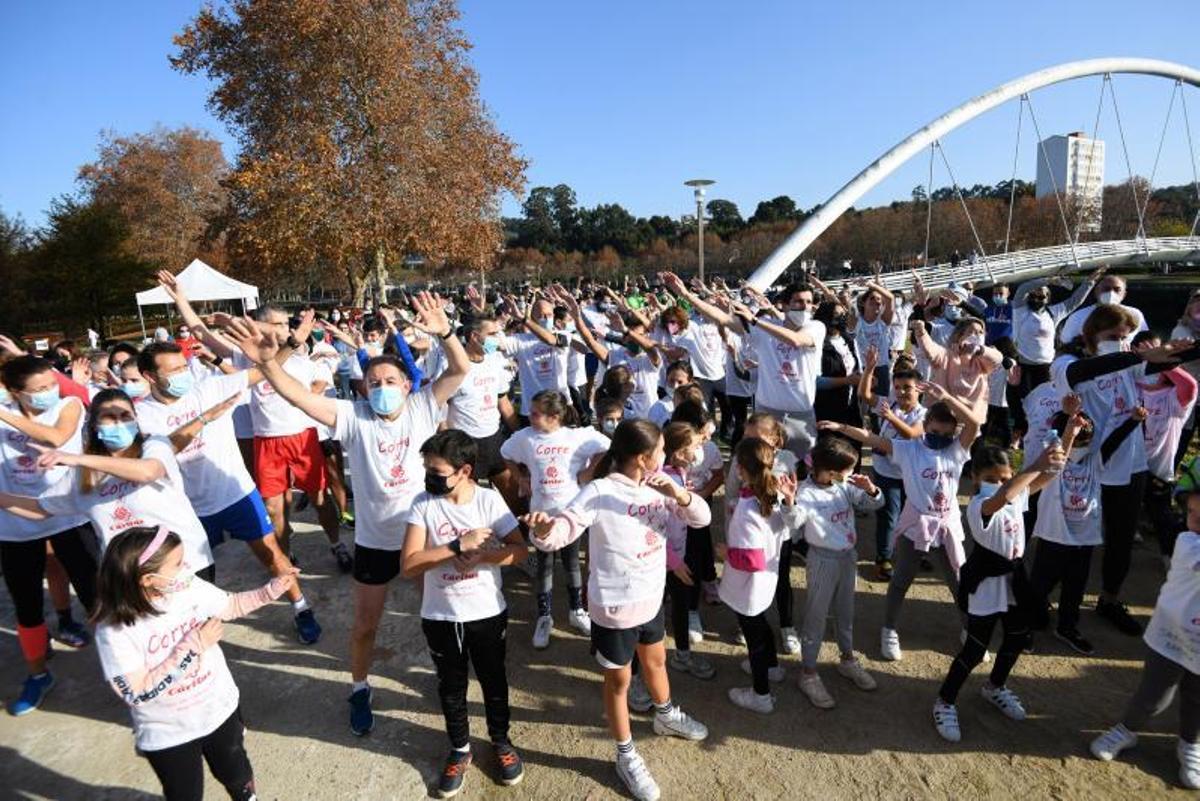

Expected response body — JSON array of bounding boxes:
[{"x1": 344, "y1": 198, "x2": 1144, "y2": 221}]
[
  {"x1": 626, "y1": 498, "x2": 669, "y2": 559},
  {"x1": 378, "y1": 437, "x2": 411, "y2": 490},
  {"x1": 109, "y1": 503, "x2": 146, "y2": 534}
]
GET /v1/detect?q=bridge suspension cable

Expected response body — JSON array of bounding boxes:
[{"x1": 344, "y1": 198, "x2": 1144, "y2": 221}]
[
  {"x1": 1177, "y1": 85, "x2": 1200, "y2": 236},
  {"x1": 933, "y1": 139, "x2": 996, "y2": 282},
  {"x1": 922, "y1": 144, "x2": 934, "y2": 270},
  {"x1": 1002, "y1": 96, "x2": 1026, "y2": 260},
  {"x1": 1133, "y1": 80, "x2": 1181, "y2": 246},
  {"x1": 1025, "y1": 92, "x2": 1083, "y2": 269},
  {"x1": 1072, "y1": 76, "x2": 1108, "y2": 245},
  {"x1": 1105, "y1": 74, "x2": 1151, "y2": 250}
]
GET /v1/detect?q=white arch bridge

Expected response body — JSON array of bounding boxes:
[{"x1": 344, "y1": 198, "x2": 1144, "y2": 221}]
[{"x1": 746, "y1": 58, "x2": 1200, "y2": 292}]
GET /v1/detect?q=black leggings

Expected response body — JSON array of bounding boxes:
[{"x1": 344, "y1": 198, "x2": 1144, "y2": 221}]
[
  {"x1": 774, "y1": 541, "x2": 794, "y2": 629},
  {"x1": 687, "y1": 524, "x2": 716, "y2": 584},
  {"x1": 938, "y1": 608, "x2": 1030, "y2": 704},
  {"x1": 1029, "y1": 540, "x2": 1093, "y2": 633},
  {"x1": 142, "y1": 707, "x2": 255, "y2": 801},
  {"x1": 1101, "y1": 473, "x2": 1149, "y2": 597},
  {"x1": 0, "y1": 524, "x2": 98, "y2": 628},
  {"x1": 422, "y1": 611, "x2": 511, "y2": 749},
  {"x1": 726, "y1": 394, "x2": 751, "y2": 447},
  {"x1": 736, "y1": 612, "x2": 779, "y2": 695},
  {"x1": 667, "y1": 571, "x2": 701, "y2": 652}
]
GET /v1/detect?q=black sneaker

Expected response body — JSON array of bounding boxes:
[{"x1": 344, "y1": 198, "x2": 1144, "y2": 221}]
[
  {"x1": 437, "y1": 750, "x2": 472, "y2": 798},
  {"x1": 1096, "y1": 598, "x2": 1143, "y2": 636},
  {"x1": 493, "y1": 742, "x2": 525, "y2": 786},
  {"x1": 1055, "y1": 627, "x2": 1096, "y2": 656},
  {"x1": 332, "y1": 543, "x2": 353, "y2": 574}
]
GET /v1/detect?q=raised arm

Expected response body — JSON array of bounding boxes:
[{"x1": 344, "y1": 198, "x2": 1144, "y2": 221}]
[
  {"x1": 406, "y1": 292, "x2": 469, "y2": 407},
  {"x1": 981, "y1": 445, "x2": 1064, "y2": 516},
  {"x1": 754, "y1": 315, "x2": 817, "y2": 349},
  {"x1": 865, "y1": 280, "x2": 896, "y2": 325},
  {"x1": 0, "y1": 397, "x2": 83, "y2": 448},
  {"x1": 224, "y1": 317, "x2": 338, "y2": 428},
  {"x1": 815, "y1": 419, "x2": 891, "y2": 454},
  {"x1": 36, "y1": 448, "x2": 167, "y2": 486},
  {"x1": 919, "y1": 381, "x2": 981, "y2": 444},
  {"x1": 552, "y1": 285, "x2": 609, "y2": 363},
  {"x1": 662, "y1": 272, "x2": 739, "y2": 332},
  {"x1": 155, "y1": 270, "x2": 237, "y2": 358},
  {"x1": 169, "y1": 394, "x2": 241, "y2": 453}
]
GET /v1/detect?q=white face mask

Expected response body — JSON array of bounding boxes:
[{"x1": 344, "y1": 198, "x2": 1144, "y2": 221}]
[
  {"x1": 786, "y1": 309, "x2": 810, "y2": 327},
  {"x1": 1097, "y1": 290, "x2": 1121, "y2": 306},
  {"x1": 961, "y1": 333, "x2": 984, "y2": 350},
  {"x1": 1095, "y1": 339, "x2": 1124, "y2": 355},
  {"x1": 690, "y1": 447, "x2": 706, "y2": 468}
]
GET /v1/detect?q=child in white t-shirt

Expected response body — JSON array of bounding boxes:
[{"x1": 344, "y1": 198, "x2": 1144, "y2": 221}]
[
  {"x1": 793, "y1": 437, "x2": 885, "y2": 709},
  {"x1": 500, "y1": 390, "x2": 608, "y2": 649},
  {"x1": 932, "y1": 443, "x2": 1063, "y2": 743},
  {"x1": 647, "y1": 361, "x2": 695, "y2": 428},
  {"x1": 720, "y1": 437, "x2": 802, "y2": 714},
  {"x1": 402, "y1": 429, "x2": 527, "y2": 797},
  {"x1": 93, "y1": 525, "x2": 297, "y2": 801},
  {"x1": 1091, "y1": 491, "x2": 1200, "y2": 790},
  {"x1": 672, "y1": 400, "x2": 725, "y2": 614}
]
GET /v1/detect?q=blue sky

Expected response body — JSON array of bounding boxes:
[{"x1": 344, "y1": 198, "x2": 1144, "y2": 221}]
[{"x1": 2, "y1": 0, "x2": 1198, "y2": 231}]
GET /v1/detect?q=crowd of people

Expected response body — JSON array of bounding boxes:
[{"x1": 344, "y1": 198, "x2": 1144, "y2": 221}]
[{"x1": 4, "y1": 263, "x2": 1200, "y2": 800}]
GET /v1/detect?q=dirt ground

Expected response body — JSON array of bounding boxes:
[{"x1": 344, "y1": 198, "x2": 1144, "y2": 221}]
[{"x1": 2, "y1": 491, "x2": 1196, "y2": 801}]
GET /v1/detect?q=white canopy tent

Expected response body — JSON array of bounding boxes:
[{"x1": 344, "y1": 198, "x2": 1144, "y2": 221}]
[{"x1": 135, "y1": 259, "x2": 259, "y2": 340}]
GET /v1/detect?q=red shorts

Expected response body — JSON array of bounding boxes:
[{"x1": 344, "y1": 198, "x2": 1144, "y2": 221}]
[{"x1": 254, "y1": 429, "x2": 328, "y2": 499}]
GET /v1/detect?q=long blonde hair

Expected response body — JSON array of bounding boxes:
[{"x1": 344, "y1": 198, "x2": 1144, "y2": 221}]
[{"x1": 735, "y1": 437, "x2": 779, "y2": 516}]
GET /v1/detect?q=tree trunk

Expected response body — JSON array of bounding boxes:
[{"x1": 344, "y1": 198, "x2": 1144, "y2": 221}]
[
  {"x1": 372, "y1": 246, "x2": 388, "y2": 306},
  {"x1": 347, "y1": 267, "x2": 365, "y2": 307}
]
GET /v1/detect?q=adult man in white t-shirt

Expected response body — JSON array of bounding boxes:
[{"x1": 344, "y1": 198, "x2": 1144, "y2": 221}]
[
  {"x1": 500, "y1": 294, "x2": 571, "y2": 423},
  {"x1": 135, "y1": 341, "x2": 323, "y2": 645},
  {"x1": 666, "y1": 272, "x2": 825, "y2": 462},
  {"x1": 225, "y1": 291, "x2": 469, "y2": 738},
  {"x1": 1059, "y1": 272, "x2": 1148, "y2": 348}
]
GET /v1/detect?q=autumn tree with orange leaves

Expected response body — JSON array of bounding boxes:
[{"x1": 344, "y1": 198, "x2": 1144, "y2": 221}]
[{"x1": 171, "y1": 0, "x2": 527, "y2": 303}]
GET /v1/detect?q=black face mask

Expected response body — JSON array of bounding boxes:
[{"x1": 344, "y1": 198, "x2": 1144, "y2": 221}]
[
  {"x1": 424, "y1": 471, "x2": 455, "y2": 496},
  {"x1": 1027, "y1": 297, "x2": 1047, "y2": 311},
  {"x1": 829, "y1": 314, "x2": 849, "y2": 332}
]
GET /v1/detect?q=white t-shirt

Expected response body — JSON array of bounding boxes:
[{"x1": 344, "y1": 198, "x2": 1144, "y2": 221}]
[
  {"x1": 1022, "y1": 381, "x2": 1062, "y2": 463},
  {"x1": 1140, "y1": 380, "x2": 1197, "y2": 482},
  {"x1": 407, "y1": 486, "x2": 519, "y2": 622},
  {"x1": 854, "y1": 315, "x2": 892, "y2": 367},
  {"x1": 95, "y1": 578, "x2": 238, "y2": 751},
  {"x1": 648, "y1": 398, "x2": 673, "y2": 428},
  {"x1": 872, "y1": 403, "x2": 926, "y2": 480},
  {"x1": 564, "y1": 330, "x2": 587, "y2": 388},
  {"x1": 1144, "y1": 531, "x2": 1200, "y2": 675},
  {"x1": 136, "y1": 373, "x2": 256, "y2": 517},
  {"x1": 1034, "y1": 450, "x2": 1104, "y2": 547},
  {"x1": 1052, "y1": 354, "x2": 1147, "y2": 485},
  {"x1": 683, "y1": 440, "x2": 723, "y2": 493},
  {"x1": 1012, "y1": 306, "x2": 1067, "y2": 365},
  {"x1": 446, "y1": 354, "x2": 510, "y2": 438},
  {"x1": 749, "y1": 321, "x2": 825, "y2": 413},
  {"x1": 892, "y1": 437, "x2": 970, "y2": 543},
  {"x1": 609, "y1": 346, "x2": 659, "y2": 421},
  {"x1": 0, "y1": 397, "x2": 88, "y2": 541},
  {"x1": 237, "y1": 352, "x2": 319, "y2": 438},
  {"x1": 965, "y1": 489, "x2": 1027, "y2": 617},
  {"x1": 674, "y1": 316, "x2": 726, "y2": 381},
  {"x1": 499, "y1": 426, "x2": 609, "y2": 514},
  {"x1": 41, "y1": 436, "x2": 214, "y2": 570},
  {"x1": 723, "y1": 330, "x2": 755, "y2": 398},
  {"x1": 988, "y1": 364, "x2": 1011, "y2": 408},
  {"x1": 793, "y1": 478, "x2": 884, "y2": 551},
  {"x1": 334, "y1": 390, "x2": 439, "y2": 550},
  {"x1": 502, "y1": 332, "x2": 568, "y2": 416},
  {"x1": 719, "y1": 494, "x2": 799, "y2": 617},
  {"x1": 1060, "y1": 303, "x2": 1148, "y2": 348}
]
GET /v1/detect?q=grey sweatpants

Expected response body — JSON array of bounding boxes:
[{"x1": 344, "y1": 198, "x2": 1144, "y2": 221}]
[
  {"x1": 756, "y1": 405, "x2": 817, "y2": 465},
  {"x1": 1122, "y1": 646, "x2": 1200, "y2": 743},
  {"x1": 883, "y1": 535, "x2": 964, "y2": 630},
  {"x1": 801, "y1": 545, "x2": 858, "y2": 668}
]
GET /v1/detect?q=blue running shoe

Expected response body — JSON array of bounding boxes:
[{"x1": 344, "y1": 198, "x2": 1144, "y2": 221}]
[
  {"x1": 294, "y1": 609, "x2": 322, "y2": 645},
  {"x1": 8, "y1": 672, "x2": 54, "y2": 717},
  {"x1": 54, "y1": 620, "x2": 91, "y2": 649},
  {"x1": 349, "y1": 686, "x2": 374, "y2": 736}
]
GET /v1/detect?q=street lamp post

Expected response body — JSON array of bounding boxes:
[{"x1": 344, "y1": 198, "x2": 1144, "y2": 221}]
[{"x1": 685, "y1": 179, "x2": 715, "y2": 283}]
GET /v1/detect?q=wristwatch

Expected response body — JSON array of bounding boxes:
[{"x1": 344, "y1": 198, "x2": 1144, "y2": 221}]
[
  {"x1": 448, "y1": 538, "x2": 463, "y2": 556},
  {"x1": 285, "y1": 335, "x2": 300, "y2": 350},
  {"x1": 439, "y1": 328, "x2": 454, "y2": 340}
]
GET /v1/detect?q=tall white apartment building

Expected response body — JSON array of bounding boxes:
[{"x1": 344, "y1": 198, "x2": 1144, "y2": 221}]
[{"x1": 1036, "y1": 132, "x2": 1105, "y2": 232}]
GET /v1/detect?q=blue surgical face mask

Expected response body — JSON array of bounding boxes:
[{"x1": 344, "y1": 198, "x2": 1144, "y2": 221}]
[
  {"x1": 924, "y1": 431, "x2": 954, "y2": 450},
  {"x1": 97, "y1": 420, "x2": 138, "y2": 451},
  {"x1": 123, "y1": 382, "x2": 150, "y2": 400},
  {"x1": 978, "y1": 480, "x2": 1002, "y2": 497},
  {"x1": 541, "y1": 317, "x2": 554, "y2": 330},
  {"x1": 368, "y1": 386, "x2": 404, "y2": 416},
  {"x1": 943, "y1": 306, "x2": 962, "y2": 322},
  {"x1": 27, "y1": 386, "x2": 60, "y2": 411},
  {"x1": 164, "y1": 371, "x2": 194, "y2": 398},
  {"x1": 482, "y1": 335, "x2": 501, "y2": 355}
]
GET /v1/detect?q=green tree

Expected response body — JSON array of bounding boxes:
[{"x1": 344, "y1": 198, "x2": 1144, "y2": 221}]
[
  {"x1": 705, "y1": 199, "x2": 743, "y2": 238},
  {"x1": 748, "y1": 195, "x2": 798, "y2": 226}
]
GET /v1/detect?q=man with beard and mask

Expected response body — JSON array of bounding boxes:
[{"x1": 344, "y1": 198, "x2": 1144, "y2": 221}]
[
  {"x1": 1060, "y1": 272, "x2": 1148, "y2": 349},
  {"x1": 664, "y1": 271, "x2": 825, "y2": 464},
  {"x1": 223, "y1": 291, "x2": 468, "y2": 739},
  {"x1": 1010, "y1": 269, "x2": 1099, "y2": 437},
  {"x1": 500, "y1": 293, "x2": 571, "y2": 425}
]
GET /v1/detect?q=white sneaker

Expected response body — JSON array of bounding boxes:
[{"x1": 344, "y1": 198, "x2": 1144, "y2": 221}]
[
  {"x1": 652, "y1": 705, "x2": 708, "y2": 741},
  {"x1": 798, "y1": 672, "x2": 836, "y2": 709},
  {"x1": 616, "y1": 749, "x2": 660, "y2": 801},
  {"x1": 780, "y1": 626, "x2": 801, "y2": 655},
  {"x1": 567, "y1": 607, "x2": 591, "y2": 635},
  {"x1": 667, "y1": 650, "x2": 716, "y2": 680},
  {"x1": 981, "y1": 684, "x2": 1026, "y2": 721},
  {"x1": 836, "y1": 658, "x2": 877, "y2": 691},
  {"x1": 880, "y1": 627, "x2": 902, "y2": 661},
  {"x1": 740, "y1": 658, "x2": 785, "y2": 683},
  {"x1": 1090, "y1": 724, "x2": 1137, "y2": 761},
  {"x1": 728, "y1": 686, "x2": 775, "y2": 714},
  {"x1": 933, "y1": 700, "x2": 961, "y2": 742},
  {"x1": 532, "y1": 615, "x2": 553, "y2": 650},
  {"x1": 687, "y1": 611, "x2": 703, "y2": 644},
  {"x1": 960, "y1": 628, "x2": 991, "y2": 663},
  {"x1": 1179, "y1": 739, "x2": 1200, "y2": 789},
  {"x1": 627, "y1": 675, "x2": 653, "y2": 713}
]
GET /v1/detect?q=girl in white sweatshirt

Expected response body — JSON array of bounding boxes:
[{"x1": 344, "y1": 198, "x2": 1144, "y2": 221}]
[
  {"x1": 720, "y1": 437, "x2": 800, "y2": 714},
  {"x1": 525, "y1": 419, "x2": 710, "y2": 801}
]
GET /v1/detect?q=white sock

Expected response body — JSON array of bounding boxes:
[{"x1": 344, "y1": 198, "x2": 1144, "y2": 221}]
[
  {"x1": 454, "y1": 744, "x2": 470, "y2": 753},
  {"x1": 292, "y1": 596, "x2": 310, "y2": 613},
  {"x1": 351, "y1": 679, "x2": 369, "y2": 693}
]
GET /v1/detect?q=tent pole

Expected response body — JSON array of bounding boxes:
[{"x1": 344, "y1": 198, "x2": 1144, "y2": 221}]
[{"x1": 138, "y1": 306, "x2": 147, "y2": 342}]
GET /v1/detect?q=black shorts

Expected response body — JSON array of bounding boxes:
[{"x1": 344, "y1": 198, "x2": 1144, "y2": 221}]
[
  {"x1": 353, "y1": 543, "x2": 401, "y2": 586},
  {"x1": 474, "y1": 428, "x2": 507, "y2": 479},
  {"x1": 590, "y1": 607, "x2": 665, "y2": 669}
]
